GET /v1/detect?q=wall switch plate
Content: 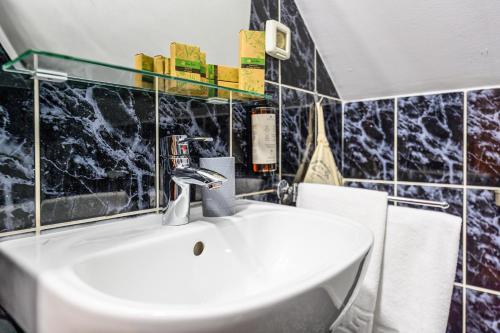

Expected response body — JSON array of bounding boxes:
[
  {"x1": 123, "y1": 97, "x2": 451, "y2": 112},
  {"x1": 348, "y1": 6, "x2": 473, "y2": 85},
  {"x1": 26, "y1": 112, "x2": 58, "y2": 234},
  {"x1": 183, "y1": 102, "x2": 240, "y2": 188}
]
[{"x1": 265, "y1": 20, "x2": 291, "y2": 60}]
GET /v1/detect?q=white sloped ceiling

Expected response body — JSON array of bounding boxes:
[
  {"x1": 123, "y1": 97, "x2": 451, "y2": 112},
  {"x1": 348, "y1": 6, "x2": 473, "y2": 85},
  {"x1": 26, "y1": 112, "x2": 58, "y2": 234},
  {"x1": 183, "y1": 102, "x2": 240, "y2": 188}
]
[{"x1": 296, "y1": 0, "x2": 500, "y2": 100}]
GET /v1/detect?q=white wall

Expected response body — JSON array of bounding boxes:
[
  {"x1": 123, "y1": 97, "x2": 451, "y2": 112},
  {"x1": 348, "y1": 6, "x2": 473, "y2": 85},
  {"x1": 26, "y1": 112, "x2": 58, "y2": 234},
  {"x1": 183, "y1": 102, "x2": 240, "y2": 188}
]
[
  {"x1": 296, "y1": 0, "x2": 500, "y2": 100},
  {"x1": 0, "y1": 0, "x2": 251, "y2": 67}
]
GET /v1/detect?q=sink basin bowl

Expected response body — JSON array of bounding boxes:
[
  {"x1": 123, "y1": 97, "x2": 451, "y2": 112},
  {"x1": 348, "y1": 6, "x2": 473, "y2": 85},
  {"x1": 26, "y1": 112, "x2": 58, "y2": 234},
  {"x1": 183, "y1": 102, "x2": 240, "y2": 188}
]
[{"x1": 0, "y1": 200, "x2": 373, "y2": 333}]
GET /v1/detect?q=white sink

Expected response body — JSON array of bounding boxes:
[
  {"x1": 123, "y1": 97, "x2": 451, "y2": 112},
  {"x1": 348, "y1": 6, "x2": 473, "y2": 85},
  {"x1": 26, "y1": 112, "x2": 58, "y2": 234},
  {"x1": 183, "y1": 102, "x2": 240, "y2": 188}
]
[{"x1": 0, "y1": 200, "x2": 373, "y2": 333}]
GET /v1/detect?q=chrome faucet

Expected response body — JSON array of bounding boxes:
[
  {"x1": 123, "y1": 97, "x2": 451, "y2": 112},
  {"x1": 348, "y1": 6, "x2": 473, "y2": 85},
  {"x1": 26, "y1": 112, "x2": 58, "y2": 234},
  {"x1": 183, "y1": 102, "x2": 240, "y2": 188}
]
[{"x1": 162, "y1": 135, "x2": 227, "y2": 226}]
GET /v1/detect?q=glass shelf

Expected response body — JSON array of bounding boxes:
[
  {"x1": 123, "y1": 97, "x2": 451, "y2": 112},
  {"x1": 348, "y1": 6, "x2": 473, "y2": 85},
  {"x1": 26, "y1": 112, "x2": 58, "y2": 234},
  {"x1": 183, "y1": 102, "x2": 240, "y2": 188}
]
[{"x1": 1, "y1": 49, "x2": 270, "y2": 103}]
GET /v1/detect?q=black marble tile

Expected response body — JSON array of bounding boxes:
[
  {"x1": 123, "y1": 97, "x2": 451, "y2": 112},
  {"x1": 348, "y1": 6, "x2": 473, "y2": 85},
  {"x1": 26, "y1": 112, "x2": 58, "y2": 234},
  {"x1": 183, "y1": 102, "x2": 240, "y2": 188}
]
[
  {"x1": 316, "y1": 51, "x2": 339, "y2": 98},
  {"x1": 446, "y1": 286, "x2": 463, "y2": 333},
  {"x1": 159, "y1": 93, "x2": 230, "y2": 204},
  {"x1": 0, "y1": 306, "x2": 24, "y2": 333},
  {"x1": 0, "y1": 75, "x2": 35, "y2": 232},
  {"x1": 466, "y1": 289, "x2": 499, "y2": 333},
  {"x1": 322, "y1": 98, "x2": 342, "y2": 170},
  {"x1": 233, "y1": 83, "x2": 279, "y2": 194},
  {"x1": 343, "y1": 99, "x2": 394, "y2": 180},
  {"x1": 397, "y1": 184, "x2": 464, "y2": 282},
  {"x1": 344, "y1": 181, "x2": 394, "y2": 195},
  {"x1": 398, "y1": 93, "x2": 464, "y2": 184},
  {"x1": 281, "y1": 87, "x2": 315, "y2": 182},
  {"x1": 280, "y1": 0, "x2": 315, "y2": 91},
  {"x1": 250, "y1": 0, "x2": 279, "y2": 83},
  {"x1": 467, "y1": 189, "x2": 499, "y2": 291},
  {"x1": 467, "y1": 89, "x2": 500, "y2": 187},
  {"x1": 39, "y1": 81, "x2": 156, "y2": 225}
]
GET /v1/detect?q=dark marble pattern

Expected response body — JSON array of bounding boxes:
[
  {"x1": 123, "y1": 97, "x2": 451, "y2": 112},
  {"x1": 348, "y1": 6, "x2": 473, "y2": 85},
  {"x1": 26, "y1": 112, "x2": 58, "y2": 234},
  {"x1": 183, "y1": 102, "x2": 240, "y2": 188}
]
[
  {"x1": 467, "y1": 89, "x2": 500, "y2": 187},
  {"x1": 322, "y1": 98, "x2": 342, "y2": 170},
  {"x1": 316, "y1": 51, "x2": 339, "y2": 98},
  {"x1": 281, "y1": 87, "x2": 315, "y2": 182},
  {"x1": 0, "y1": 306, "x2": 23, "y2": 333},
  {"x1": 344, "y1": 181, "x2": 394, "y2": 195},
  {"x1": 398, "y1": 93, "x2": 464, "y2": 184},
  {"x1": 397, "y1": 184, "x2": 464, "y2": 282},
  {"x1": 466, "y1": 289, "x2": 500, "y2": 333},
  {"x1": 467, "y1": 189, "x2": 499, "y2": 291},
  {"x1": 250, "y1": 0, "x2": 279, "y2": 83},
  {"x1": 446, "y1": 286, "x2": 463, "y2": 333},
  {"x1": 280, "y1": 0, "x2": 315, "y2": 91},
  {"x1": 0, "y1": 46, "x2": 35, "y2": 233},
  {"x1": 159, "y1": 94, "x2": 229, "y2": 203},
  {"x1": 343, "y1": 99, "x2": 394, "y2": 180},
  {"x1": 233, "y1": 83, "x2": 279, "y2": 194},
  {"x1": 39, "y1": 81, "x2": 156, "y2": 225}
]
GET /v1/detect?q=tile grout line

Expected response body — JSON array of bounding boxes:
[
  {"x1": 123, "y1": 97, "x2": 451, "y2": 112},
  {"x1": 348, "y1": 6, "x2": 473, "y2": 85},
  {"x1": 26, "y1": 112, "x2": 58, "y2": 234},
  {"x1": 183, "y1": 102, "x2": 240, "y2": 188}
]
[
  {"x1": 264, "y1": 81, "x2": 341, "y2": 102},
  {"x1": 462, "y1": 89, "x2": 468, "y2": 333},
  {"x1": 33, "y1": 54, "x2": 41, "y2": 235},
  {"x1": 393, "y1": 97, "x2": 398, "y2": 198},
  {"x1": 155, "y1": 78, "x2": 160, "y2": 212},
  {"x1": 39, "y1": 208, "x2": 159, "y2": 231},
  {"x1": 343, "y1": 179, "x2": 500, "y2": 191},
  {"x1": 0, "y1": 228, "x2": 37, "y2": 238},
  {"x1": 343, "y1": 83, "x2": 500, "y2": 104}
]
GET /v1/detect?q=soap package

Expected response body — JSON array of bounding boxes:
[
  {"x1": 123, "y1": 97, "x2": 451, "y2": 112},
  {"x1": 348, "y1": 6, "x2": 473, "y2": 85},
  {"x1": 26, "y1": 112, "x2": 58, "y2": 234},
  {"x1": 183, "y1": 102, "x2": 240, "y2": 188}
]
[
  {"x1": 134, "y1": 53, "x2": 154, "y2": 89},
  {"x1": 153, "y1": 55, "x2": 166, "y2": 91},
  {"x1": 169, "y1": 42, "x2": 202, "y2": 96},
  {"x1": 200, "y1": 157, "x2": 235, "y2": 217},
  {"x1": 238, "y1": 30, "x2": 265, "y2": 94},
  {"x1": 207, "y1": 64, "x2": 239, "y2": 99}
]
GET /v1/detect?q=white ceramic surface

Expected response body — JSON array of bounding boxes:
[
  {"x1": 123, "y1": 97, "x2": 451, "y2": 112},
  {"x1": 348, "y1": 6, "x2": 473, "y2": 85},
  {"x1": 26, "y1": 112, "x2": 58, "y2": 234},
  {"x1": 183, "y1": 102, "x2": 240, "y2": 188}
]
[{"x1": 0, "y1": 200, "x2": 373, "y2": 333}]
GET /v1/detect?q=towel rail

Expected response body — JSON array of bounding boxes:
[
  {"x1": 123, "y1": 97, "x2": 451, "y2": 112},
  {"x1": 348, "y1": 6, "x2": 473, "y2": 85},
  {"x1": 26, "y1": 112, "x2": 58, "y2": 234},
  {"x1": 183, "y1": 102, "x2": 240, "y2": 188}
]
[
  {"x1": 275, "y1": 180, "x2": 450, "y2": 209},
  {"x1": 387, "y1": 196, "x2": 449, "y2": 209}
]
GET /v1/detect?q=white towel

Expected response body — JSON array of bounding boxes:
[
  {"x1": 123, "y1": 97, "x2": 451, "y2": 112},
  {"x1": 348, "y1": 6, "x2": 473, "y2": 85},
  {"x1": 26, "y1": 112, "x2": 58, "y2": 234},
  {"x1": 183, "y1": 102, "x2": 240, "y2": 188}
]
[
  {"x1": 373, "y1": 206, "x2": 461, "y2": 333},
  {"x1": 297, "y1": 183, "x2": 388, "y2": 333}
]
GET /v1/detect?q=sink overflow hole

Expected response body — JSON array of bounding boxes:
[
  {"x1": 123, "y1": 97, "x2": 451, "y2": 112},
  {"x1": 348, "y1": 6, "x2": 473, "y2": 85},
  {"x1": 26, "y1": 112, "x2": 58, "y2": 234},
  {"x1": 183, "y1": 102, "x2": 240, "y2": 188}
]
[{"x1": 193, "y1": 241, "x2": 204, "y2": 256}]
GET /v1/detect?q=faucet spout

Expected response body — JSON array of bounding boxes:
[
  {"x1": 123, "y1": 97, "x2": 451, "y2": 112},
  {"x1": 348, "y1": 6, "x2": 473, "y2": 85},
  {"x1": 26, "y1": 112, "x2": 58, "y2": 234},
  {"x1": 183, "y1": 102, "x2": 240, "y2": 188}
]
[{"x1": 172, "y1": 167, "x2": 227, "y2": 189}]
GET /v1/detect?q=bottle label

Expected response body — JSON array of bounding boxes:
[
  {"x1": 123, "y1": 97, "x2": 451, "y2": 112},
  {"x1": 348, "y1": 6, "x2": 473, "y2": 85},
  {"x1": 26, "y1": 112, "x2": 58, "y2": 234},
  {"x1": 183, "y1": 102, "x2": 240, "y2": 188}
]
[{"x1": 252, "y1": 113, "x2": 277, "y2": 164}]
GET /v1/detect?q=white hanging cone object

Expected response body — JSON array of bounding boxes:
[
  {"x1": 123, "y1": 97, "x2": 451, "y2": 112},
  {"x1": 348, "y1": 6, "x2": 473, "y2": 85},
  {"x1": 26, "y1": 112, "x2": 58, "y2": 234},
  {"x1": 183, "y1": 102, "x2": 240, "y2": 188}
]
[{"x1": 304, "y1": 101, "x2": 343, "y2": 185}]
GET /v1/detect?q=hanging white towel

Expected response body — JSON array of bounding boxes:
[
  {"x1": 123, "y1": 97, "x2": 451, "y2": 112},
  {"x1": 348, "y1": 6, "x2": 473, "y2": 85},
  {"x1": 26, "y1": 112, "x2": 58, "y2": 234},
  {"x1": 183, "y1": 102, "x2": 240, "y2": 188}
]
[
  {"x1": 297, "y1": 183, "x2": 388, "y2": 333},
  {"x1": 373, "y1": 206, "x2": 461, "y2": 333}
]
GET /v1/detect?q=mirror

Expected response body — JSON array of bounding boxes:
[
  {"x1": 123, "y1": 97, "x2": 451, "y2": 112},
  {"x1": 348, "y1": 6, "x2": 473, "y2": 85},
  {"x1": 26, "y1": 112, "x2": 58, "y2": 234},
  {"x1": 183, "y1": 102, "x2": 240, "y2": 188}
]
[{"x1": 0, "y1": 0, "x2": 251, "y2": 67}]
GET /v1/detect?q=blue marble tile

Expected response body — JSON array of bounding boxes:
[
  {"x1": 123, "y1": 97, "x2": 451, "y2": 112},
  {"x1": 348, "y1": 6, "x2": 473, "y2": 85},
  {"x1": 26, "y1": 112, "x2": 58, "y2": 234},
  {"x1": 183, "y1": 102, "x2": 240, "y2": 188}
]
[
  {"x1": 446, "y1": 286, "x2": 463, "y2": 333},
  {"x1": 398, "y1": 93, "x2": 464, "y2": 184},
  {"x1": 233, "y1": 83, "x2": 279, "y2": 194},
  {"x1": 343, "y1": 99, "x2": 394, "y2": 180},
  {"x1": 39, "y1": 81, "x2": 156, "y2": 225},
  {"x1": 466, "y1": 289, "x2": 499, "y2": 333},
  {"x1": 397, "y1": 184, "x2": 464, "y2": 282},
  {"x1": 467, "y1": 89, "x2": 500, "y2": 187},
  {"x1": 467, "y1": 189, "x2": 499, "y2": 291},
  {"x1": 250, "y1": 0, "x2": 279, "y2": 82},
  {"x1": 159, "y1": 93, "x2": 230, "y2": 203},
  {"x1": 280, "y1": 0, "x2": 315, "y2": 91},
  {"x1": 316, "y1": 51, "x2": 339, "y2": 98},
  {"x1": 344, "y1": 181, "x2": 394, "y2": 195},
  {"x1": 322, "y1": 98, "x2": 342, "y2": 170},
  {"x1": 0, "y1": 73, "x2": 35, "y2": 232},
  {"x1": 281, "y1": 87, "x2": 315, "y2": 181}
]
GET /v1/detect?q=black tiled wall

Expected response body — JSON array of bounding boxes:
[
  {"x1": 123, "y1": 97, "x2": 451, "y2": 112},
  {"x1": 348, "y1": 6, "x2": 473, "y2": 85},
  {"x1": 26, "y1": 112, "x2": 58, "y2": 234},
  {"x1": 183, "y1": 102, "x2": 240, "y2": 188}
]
[{"x1": 344, "y1": 90, "x2": 499, "y2": 332}]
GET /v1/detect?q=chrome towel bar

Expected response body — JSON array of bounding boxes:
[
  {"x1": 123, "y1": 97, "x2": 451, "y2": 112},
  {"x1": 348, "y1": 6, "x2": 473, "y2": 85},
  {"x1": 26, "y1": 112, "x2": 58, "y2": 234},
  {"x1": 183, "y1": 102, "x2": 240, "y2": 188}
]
[
  {"x1": 276, "y1": 180, "x2": 450, "y2": 209},
  {"x1": 387, "y1": 196, "x2": 449, "y2": 209}
]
